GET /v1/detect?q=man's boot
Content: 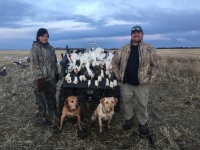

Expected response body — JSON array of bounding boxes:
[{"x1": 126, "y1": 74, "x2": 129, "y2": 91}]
[
  {"x1": 122, "y1": 118, "x2": 132, "y2": 130},
  {"x1": 138, "y1": 123, "x2": 149, "y2": 137}
]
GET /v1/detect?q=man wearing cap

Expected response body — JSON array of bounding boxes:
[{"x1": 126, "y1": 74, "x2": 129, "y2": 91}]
[{"x1": 112, "y1": 25, "x2": 159, "y2": 136}]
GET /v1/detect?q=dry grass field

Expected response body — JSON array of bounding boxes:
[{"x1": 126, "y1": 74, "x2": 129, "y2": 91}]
[
  {"x1": 156, "y1": 49, "x2": 200, "y2": 58},
  {"x1": 0, "y1": 49, "x2": 200, "y2": 150}
]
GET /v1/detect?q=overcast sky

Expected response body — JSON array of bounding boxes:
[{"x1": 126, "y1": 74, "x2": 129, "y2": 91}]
[{"x1": 0, "y1": 0, "x2": 200, "y2": 49}]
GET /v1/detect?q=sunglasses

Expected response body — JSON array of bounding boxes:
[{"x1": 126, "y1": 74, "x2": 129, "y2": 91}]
[{"x1": 132, "y1": 27, "x2": 142, "y2": 32}]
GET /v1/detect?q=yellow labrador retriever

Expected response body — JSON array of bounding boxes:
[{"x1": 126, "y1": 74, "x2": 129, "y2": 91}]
[{"x1": 92, "y1": 97, "x2": 118, "y2": 133}]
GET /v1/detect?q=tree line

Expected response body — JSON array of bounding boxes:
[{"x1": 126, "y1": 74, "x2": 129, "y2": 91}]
[
  {"x1": 55, "y1": 47, "x2": 200, "y2": 50},
  {"x1": 157, "y1": 47, "x2": 200, "y2": 49}
]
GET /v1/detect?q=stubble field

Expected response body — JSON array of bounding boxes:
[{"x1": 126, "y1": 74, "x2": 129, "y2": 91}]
[{"x1": 0, "y1": 49, "x2": 200, "y2": 150}]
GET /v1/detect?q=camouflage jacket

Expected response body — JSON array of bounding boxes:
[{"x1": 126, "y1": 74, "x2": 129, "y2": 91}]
[
  {"x1": 30, "y1": 41, "x2": 58, "y2": 81},
  {"x1": 112, "y1": 40, "x2": 159, "y2": 84}
]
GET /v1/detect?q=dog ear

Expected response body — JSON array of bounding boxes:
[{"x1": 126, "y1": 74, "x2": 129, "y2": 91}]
[
  {"x1": 75, "y1": 96, "x2": 79, "y2": 105},
  {"x1": 64, "y1": 98, "x2": 68, "y2": 106},
  {"x1": 100, "y1": 98, "x2": 106, "y2": 106},
  {"x1": 113, "y1": 97, "x2": 118, "y2": 105},
  {"x1": 74, "y1": 96, "x2": 78, "y2": 101}
]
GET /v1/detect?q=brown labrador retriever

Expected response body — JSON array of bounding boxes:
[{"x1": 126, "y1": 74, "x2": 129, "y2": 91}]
[{"x1": 59, "y1": 96, "x2": 82, "y2": 132}]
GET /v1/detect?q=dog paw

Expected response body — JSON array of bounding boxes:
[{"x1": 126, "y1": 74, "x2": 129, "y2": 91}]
[{"x1": 99, "y1": 128, "x2": 102, "y2": 133}]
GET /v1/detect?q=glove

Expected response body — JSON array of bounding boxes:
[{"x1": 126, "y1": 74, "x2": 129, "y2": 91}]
[
  {"x1": 55, "y1": 73, "x2": 60, "y2": 83},
  {"x1": 36, "y1": 78, "x2": 46, "y2": 92}
]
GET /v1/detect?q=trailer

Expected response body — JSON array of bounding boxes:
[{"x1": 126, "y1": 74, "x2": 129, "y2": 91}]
[{"x1": 58, "y1": 43, "x2": 121, "y2": 114}]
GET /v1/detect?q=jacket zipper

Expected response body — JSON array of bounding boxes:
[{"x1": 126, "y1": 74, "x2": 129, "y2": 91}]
[{"x1": 138, "y1": 43, "x2": 142, "y2": 83}]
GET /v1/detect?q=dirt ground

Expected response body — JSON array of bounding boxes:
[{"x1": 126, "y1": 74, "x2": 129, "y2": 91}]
[{"x1": 0, "y1": 49, "x2": 200, "y2": 150}]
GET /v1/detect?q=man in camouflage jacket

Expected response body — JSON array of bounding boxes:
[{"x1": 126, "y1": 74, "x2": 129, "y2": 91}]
[
  {"x1": 30, "y1": 28, "x2": 59, "y2": 126},
  {"x1": 112, "y1": 25, "x2": 159, "y2": 136}
]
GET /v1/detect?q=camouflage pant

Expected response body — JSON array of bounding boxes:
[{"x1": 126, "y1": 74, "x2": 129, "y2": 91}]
[{"x1": 33, "y1": 79, "x2": 57, "y2": 122}]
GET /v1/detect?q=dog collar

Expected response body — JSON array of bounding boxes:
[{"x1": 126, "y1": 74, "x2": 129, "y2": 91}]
[{"x1": 102, "y1": 106, "x2": 110, "y2": 115}]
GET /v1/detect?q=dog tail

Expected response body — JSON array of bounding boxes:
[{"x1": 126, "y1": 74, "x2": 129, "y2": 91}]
[{"x1": 91, "y1": 114, "x2": 97, "y2": 121}]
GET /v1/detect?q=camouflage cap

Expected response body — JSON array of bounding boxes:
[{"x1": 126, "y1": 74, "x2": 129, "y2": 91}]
[{"x1": 131, "y1": 25, "x2": 143, "y2": 33}]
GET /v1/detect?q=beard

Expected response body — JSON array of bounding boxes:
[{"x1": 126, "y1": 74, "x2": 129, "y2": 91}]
[{"x1": 132, "y1": 37, "x2": 142, "y2": 45}]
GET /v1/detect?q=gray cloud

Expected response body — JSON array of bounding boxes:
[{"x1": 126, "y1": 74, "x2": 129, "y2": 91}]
[
  {"x1": 0, "y1": 0, "x2": 32, "y2": 27},
  {"x1": 0, "y1": 0, "x2": 200, "y2": 49}
]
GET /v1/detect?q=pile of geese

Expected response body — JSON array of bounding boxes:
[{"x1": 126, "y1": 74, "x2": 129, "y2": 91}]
[{"x1": 62, "y1": 47, "x2": 119, "y2": 88}]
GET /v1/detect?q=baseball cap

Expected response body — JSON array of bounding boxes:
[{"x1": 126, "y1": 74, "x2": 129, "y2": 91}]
[{"x1": 131, "y1": 25, "x2": 143, "y2": 33}]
